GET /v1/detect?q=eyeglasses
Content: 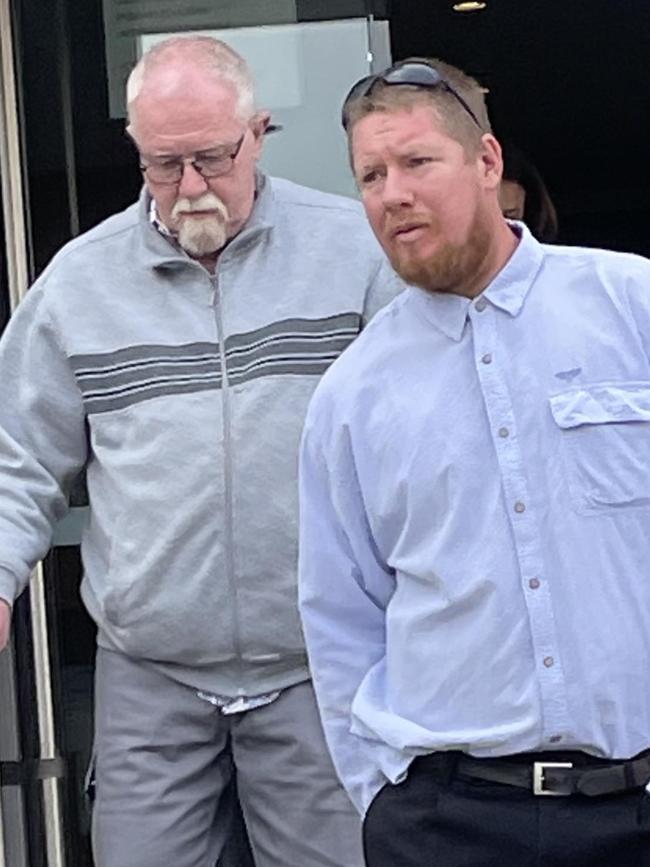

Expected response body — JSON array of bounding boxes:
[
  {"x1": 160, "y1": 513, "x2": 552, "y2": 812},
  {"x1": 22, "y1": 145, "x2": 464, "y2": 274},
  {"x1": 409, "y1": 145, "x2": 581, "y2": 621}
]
[
  {"x1": 342, "y1": 61, "x2": 483, "y2": 131},
  {"x1": 139, "y1": 131, "x2": 247, "y2": 185}
]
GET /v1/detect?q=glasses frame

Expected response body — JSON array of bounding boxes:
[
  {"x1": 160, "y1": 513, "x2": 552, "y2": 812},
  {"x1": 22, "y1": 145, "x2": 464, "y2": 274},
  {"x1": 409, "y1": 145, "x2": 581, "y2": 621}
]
[
  {"x1": 342, "y1": 61, "x2": 483, "y2": 131},
  {"x1": 139, "y1": 131, "x2": 247, "y2": 186}
]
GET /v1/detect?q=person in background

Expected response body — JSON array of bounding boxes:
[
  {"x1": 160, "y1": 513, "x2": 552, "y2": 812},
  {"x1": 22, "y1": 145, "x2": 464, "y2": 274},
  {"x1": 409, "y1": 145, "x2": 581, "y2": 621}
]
[
  {"x1": 499, "y1": 140, "x2": 558, "y2": 241},
  {"x1": 299, "y1": 55, "x2": 650, "y2": 867},
  {"x1": 0, "y1": 35, "x2": 403, "y2": 867}
]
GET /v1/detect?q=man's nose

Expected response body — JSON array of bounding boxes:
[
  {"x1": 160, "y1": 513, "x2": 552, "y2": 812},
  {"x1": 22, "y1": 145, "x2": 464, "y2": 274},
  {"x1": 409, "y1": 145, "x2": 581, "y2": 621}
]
[
  {"x1": 177, "y1": 160, "x2": 209, "y2": 199},
  {"x1": 381, "y1": 169, "x2": 415, "y2": 210}
]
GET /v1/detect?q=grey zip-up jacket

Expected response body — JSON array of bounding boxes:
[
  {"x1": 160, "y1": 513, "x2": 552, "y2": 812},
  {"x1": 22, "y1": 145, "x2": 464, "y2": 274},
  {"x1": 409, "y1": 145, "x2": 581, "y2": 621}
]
[{"x1": 0, "y1": 174, "x2": 403, "y2": 695}]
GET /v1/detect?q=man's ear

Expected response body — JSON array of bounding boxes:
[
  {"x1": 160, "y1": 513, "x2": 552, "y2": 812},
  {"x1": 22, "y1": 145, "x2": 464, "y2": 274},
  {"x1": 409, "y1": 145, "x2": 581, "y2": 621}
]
[
  {"x1": 252, "y1": 110, "x2": 272, "y2": 139},
  {"x1": 478, "y1": 133, "x2": 503, "y2": 192},
  {"x1": 249, "y1": 111, "x2": 272, "y2": 159}
]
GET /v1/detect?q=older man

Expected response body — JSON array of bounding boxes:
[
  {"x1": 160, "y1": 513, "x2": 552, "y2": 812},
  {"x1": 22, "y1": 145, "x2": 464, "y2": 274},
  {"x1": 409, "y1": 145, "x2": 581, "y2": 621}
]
[
  {"x1": 299, "y1": 57, "x2": 650, "y2": 866},
  {"x1": 0, "y1": 36, "x2": 403, "y2": 867}
]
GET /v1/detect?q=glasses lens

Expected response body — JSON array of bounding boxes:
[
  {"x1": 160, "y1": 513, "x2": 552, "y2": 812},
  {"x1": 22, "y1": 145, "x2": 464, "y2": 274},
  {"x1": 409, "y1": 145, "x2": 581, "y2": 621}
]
[
  {"x1": 199, "y1": 131, "x2": 246, "y2": 176},
  {"x1": 143, "y1": 165, "x2": 182, "y2": 184},
  {"x1": 193, "y1": 156, "x2": 231, "y2": 178}
]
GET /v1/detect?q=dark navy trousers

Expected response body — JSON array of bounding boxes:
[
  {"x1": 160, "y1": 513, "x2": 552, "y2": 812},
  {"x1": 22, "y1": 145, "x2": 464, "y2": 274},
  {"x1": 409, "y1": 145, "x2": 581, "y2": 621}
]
[{"x1": 364, "y1": 754, "x2": 650, "y2": 867}]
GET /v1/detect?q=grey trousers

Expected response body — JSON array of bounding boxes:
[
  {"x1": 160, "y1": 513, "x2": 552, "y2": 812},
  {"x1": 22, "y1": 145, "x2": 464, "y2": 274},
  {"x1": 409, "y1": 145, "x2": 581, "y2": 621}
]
[{"x1": 91, "y1": 647, "x2": 363, "y2": 867}]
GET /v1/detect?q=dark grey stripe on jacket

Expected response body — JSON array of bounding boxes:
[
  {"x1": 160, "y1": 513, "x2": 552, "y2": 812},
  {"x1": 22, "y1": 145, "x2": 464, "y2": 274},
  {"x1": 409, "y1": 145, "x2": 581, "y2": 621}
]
[{"x1": 71, "y1": 313, "x2": 361, "y2": 414}]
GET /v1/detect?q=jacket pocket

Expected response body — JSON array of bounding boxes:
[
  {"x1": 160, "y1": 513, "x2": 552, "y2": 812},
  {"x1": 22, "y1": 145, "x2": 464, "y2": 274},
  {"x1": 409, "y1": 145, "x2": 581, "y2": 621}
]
[{"x1": 549, "y1": 381, "x2": 650, "y2": 514}]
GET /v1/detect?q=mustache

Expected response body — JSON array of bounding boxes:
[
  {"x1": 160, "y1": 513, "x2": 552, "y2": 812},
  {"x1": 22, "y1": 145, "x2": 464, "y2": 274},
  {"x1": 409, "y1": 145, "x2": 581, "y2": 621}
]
[
  {"x1": 171, "y1": 193, "x2": 229, "y2": 220},
  {"x1": 385, "y1": 215, "x2": 433, "y2": 236}
]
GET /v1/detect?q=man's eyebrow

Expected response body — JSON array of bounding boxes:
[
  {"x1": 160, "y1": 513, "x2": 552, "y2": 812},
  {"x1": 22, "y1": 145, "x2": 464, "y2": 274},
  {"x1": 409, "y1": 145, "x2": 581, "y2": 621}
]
[
  {"x1": 399, "y1": 141, "x2": 442, "y2": 153},
  {"x1": 194, "y1": 144, "x2": 234, "y2": 156},
  {"x1": 354, "y1": 160, "x2": 381, "y2": 174},
  {"x1": 140, "y1": 151, "x2": 181, "y2": 164}
]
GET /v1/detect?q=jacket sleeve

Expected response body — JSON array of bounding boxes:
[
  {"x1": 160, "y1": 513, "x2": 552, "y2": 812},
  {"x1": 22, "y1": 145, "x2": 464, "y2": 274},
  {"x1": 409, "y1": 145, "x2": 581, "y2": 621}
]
[
  {"x1": 298, "y1": 390, "x2": 402, "y2": 815},
  {"x1": 0, "y1": 283, "x2": 87, "y2": 605},
  {"x1": 362, "y1": 256, "x2": 406, "y2": 325}
]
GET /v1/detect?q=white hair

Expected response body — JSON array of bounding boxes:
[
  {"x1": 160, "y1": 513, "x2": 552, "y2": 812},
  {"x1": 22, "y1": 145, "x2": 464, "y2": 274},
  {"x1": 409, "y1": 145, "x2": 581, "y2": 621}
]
[{"x1": 126, "y1": 36, "x2": 255, "y2": 122}]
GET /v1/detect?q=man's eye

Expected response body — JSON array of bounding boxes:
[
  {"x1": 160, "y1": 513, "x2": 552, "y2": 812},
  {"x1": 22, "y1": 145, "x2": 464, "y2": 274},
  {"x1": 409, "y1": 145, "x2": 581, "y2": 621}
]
[
  {"x1": 199, "y1": 154, "x2": 229, "y2": 166},
  {"x1": 359, "y1": 170, "x2": 380, "y2": 186},
  {"x1": 408, "y1": 157, "x2": 431, "y2": 168},
  {"x1": 150, "y1": 159, "x2": 180, "y2": 169}
]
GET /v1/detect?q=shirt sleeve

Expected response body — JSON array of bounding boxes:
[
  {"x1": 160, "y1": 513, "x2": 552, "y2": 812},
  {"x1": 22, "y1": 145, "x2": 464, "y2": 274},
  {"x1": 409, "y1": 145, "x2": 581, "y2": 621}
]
[
  {"x1": 0, "y1": 283, "x2": 87, "y2": 604},
  {"x1": 623, "y1": 254, "x2": 650, "y2": 361},
  {"x1": 298, "y1": 388, "x2": 402, "y2": 814},
  {"x1": 362, "y1": 256, "x2": 406, "y2": 326}
]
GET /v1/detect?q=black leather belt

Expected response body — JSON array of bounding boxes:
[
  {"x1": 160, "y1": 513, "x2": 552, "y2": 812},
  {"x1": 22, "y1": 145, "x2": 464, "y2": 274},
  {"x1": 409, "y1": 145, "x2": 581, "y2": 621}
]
[{"x1": 456, "y1": 751, "x2": 650, "y2": 797}]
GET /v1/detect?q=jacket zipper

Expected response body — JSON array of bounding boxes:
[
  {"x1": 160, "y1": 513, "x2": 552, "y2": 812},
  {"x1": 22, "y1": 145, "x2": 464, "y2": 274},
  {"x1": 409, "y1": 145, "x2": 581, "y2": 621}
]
[{"x1": 211, "y1": 274, "x2": 245, "y2": 693}]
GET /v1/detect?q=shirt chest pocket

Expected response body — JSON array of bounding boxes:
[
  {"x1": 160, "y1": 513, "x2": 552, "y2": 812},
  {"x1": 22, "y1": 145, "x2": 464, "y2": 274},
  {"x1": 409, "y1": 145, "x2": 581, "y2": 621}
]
[{"x1": 549, "y1": 382, "x2": 650, "y2": 515}]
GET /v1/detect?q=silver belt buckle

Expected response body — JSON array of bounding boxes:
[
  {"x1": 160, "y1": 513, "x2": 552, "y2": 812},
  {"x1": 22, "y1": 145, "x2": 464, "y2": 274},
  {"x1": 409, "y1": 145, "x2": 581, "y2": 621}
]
[{"x1": 533, "y1": 761, "x2": 573, "y2": 796}]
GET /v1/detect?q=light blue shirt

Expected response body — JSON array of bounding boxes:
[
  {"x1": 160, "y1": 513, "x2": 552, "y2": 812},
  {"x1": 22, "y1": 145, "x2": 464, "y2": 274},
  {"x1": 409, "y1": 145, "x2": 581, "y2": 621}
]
[{"x1": 298, "y1": 224, "x2": 650, "y2": 814}]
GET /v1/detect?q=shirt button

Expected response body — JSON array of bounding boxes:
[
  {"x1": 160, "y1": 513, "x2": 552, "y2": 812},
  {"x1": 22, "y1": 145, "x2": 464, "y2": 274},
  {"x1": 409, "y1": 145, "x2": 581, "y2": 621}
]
[
  {"x1": 543, "y1": 656, "x2": 555, "y2": 668},
  {"x1": 549, "y1": 735, "x2": 563, "y2": 744},
  {"x1": 498, "y1": 427, "x2": 510, "y2": 438},
  {"x1": 481, "y1": 353, "x2": 492, "y2": 364},
  {"x1": 514, "y1": 501, "x2": 526, "y2": 513},
  {"x1": 528, "y1": 577, "x2": 541, "y2": 590},
  {"x1": 475, "y1": 297, "x2": 487, "y2": 312}
]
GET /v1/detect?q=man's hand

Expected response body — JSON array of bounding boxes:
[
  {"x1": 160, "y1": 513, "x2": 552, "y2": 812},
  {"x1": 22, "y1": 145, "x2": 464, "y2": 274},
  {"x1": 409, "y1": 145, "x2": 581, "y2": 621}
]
[{"x1": 0, "y1": 599, "x2": 11, "y2": 651}]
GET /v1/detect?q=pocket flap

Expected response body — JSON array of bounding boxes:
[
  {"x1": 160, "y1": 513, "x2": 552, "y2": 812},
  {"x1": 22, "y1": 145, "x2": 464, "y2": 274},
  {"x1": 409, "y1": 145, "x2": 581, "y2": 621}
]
[{"x1": 550, "y1": 382, "x2": 650, "y2": 430}]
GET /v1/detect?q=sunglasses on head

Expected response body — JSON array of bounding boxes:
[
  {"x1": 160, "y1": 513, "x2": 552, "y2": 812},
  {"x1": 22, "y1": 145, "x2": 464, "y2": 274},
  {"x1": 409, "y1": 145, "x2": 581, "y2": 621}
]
[{"x1": 342, "y1": 61, "x2": 483, "y2": 131}]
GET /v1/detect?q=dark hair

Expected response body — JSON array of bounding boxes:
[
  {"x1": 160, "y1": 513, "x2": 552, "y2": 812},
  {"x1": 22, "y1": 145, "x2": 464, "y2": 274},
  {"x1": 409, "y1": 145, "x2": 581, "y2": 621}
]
[{"x1": 501, "y1": 142, "x2": 558, "y2": 243}]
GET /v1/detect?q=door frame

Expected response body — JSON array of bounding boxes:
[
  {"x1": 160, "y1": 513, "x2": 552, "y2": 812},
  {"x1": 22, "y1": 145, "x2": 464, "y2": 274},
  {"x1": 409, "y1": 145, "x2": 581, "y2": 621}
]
[{"x1": 0, "y1": 1, "x2": 67, "y2": 864}]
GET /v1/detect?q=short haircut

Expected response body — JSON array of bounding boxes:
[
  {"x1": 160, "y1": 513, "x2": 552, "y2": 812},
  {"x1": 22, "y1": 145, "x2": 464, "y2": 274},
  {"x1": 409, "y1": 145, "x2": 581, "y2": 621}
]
[
  {"x1": 343, "y1": 56, "x2": 491, "y2": 155},
  {"x1": 126, "y1": 36, "x2": 255, "y2": 123}
]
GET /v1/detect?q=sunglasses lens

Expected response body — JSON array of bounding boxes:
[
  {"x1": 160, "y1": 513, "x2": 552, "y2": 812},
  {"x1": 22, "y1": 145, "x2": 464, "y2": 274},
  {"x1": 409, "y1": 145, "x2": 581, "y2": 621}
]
[
  {"x1": 341, "y1": 74, "x2": 378, "y2": 127},
  {"x1": 384, "y1": 64, "x2": 444, "y2": 88}
]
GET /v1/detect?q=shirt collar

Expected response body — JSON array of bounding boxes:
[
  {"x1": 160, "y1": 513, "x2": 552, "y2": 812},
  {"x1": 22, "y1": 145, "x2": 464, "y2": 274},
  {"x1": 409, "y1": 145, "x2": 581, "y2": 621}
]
[
  {"x1": 149, "y1": 197, "x2": 174, "y2": 238},
  {"x1": 412, "y1": 221, "x2": 545, "y2": 341},
  {"x1": 482, "y1": 221, "x2": 545, "y2": 316},
  {"x1": 412, "y1": 288, "x2": 471, "y2": 341}
]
